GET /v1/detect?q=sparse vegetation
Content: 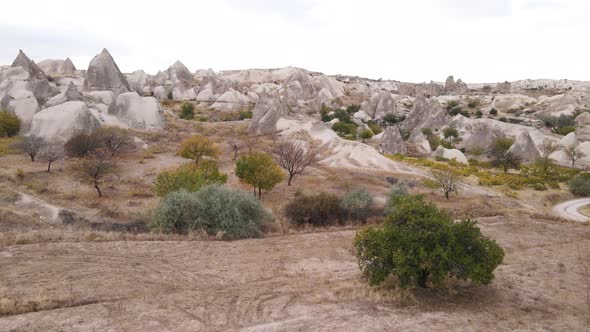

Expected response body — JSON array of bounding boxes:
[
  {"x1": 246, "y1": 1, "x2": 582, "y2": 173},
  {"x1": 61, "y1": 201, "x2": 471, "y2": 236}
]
[
  {"x1": 95, "y1": 127, "x2": 134, "y2": 156},
  {"x1": 354, "y1": 194, "x2": 504, "y2": 288},
  {"x1": 568, "y1": 173, "x2": 590, "y2": 197},
  {"x1": 341, "y1": 188, "x2": 373, "y2": 221},
  {"x1": 38, "y1": 144, "x2": 64, "y2": 172},
  {"x1": 424, "y1": 169, "x2": 462, "y2": 199},
  {"x1": 332, "y1": 122, "x2": 357, "y2": 140},
  {"x1": 564, "y1": 144, "x2": 585, "y2": 168},
  {"x1": 285, "y1": 191, "x2": 346, "y2": 226},
  {"x1": 72, "y1": 151, "x2": 118, "y2": 197},
  {"x1": 540, "y1": 114, "x2": 576, "y2": 136},
  {"x1": 491, "y1": 137, "x2": 520, "y2": 173},
  {"x1": 65, "y1": 133, "x2": 103, "y2": 157}
]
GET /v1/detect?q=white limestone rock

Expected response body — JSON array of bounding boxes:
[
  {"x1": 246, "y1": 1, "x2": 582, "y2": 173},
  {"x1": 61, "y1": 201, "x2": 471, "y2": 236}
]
[
  {"x1": 432, "y1": 146, "x2": 468, "y2": 164},
  {"x1": 84, "y1": 48, "x2": 130, "y2": 96},
  {"x1": 248, "y1": 99, "x2": 287, "y2": 136},
  {"x1": 508, "y1": 131, "x2": 541, "y2": 163},
  {"x1": 380, "y1": 126, "x2": 406, "y2": 155},
  {"x1": 113, "y1": 92, "x2": 165, "y2": 131},
  {"x1": 30, "y1": 101, "x2": 100, "y2": 141},
  {"x1": 37, "y1": 58, "x2": 77, "y2": 76}
]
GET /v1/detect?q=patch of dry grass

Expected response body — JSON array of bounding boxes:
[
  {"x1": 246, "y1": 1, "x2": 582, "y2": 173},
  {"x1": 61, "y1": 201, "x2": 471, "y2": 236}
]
[{"x1": 0, "y1": 292, "x2": 103, "y2": 317}]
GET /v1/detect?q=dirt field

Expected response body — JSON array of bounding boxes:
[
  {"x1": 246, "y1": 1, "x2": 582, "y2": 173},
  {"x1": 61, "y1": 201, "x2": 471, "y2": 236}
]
[
  {"x1": 1, "y1": 115, "x2": 589, "y2": 331},
  {"x1": 1, "y1": 211, "x2": 589, "y2": 331}
]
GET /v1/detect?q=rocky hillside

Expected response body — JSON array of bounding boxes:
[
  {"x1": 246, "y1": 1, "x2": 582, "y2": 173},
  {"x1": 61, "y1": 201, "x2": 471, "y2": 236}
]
[{"x1": 2, "y1": 48, "x2": 590, "y2": 167}]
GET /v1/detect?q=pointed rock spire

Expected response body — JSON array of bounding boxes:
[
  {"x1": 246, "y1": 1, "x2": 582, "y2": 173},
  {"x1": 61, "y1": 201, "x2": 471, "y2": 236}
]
[
  {"x1": 11, "y1": 50, "x2": 47, "y2": 79},
  {"x1": 84, "y1": 48, "x2": 130, "y2": 96}
]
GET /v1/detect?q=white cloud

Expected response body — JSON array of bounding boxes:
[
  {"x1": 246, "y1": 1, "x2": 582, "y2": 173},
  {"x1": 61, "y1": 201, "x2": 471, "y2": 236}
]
[{"x1": 0, "y1": 0, "x2": 587, "y2": 83}]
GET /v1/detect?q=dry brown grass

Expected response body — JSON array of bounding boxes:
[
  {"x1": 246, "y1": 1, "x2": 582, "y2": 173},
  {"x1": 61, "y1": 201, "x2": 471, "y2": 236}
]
[{"x1": 0, "y1": 292, "x2": 104, "y2": 317}]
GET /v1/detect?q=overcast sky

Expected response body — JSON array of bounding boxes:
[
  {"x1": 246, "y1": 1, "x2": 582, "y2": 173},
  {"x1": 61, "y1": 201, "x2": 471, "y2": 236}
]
[{"x1": 0, "y1": 0, "x2": 586, "y2": 83}]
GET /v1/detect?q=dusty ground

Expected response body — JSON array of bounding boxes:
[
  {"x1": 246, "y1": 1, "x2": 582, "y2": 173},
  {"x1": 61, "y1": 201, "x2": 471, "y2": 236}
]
[
  {"x1": 1, "y1": 115, "x2": 589, "y2": 331},
  {"x1": 0, "y1": 213, "x2": 589, "y2": 331}
]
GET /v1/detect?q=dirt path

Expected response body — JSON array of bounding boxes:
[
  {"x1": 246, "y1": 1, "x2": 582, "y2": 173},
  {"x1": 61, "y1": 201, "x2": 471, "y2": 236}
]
[
  {"x1": 1, "y1": 214, "x2": 589, "y2": 331},
  {"x1": 553, "y1": 198, "x2": 590, "y2": 222}
]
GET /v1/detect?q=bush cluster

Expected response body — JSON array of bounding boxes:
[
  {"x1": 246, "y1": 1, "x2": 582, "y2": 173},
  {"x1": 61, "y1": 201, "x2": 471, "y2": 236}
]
[
  {"x1": 540, "y1": 114, "x2": 576, "y2": 136},
  {"x1": 354, "y1": 194, "x2": 504, "y2": 288},
  {"x1": 179, "y1": 102, "x2": 195, "y2": 120},
  {"x1": 568, "y1": 173, "x2": 590, "y2": 196},
  {"x1": 0, "y1": 110, "x2": 21, "y2": 137},
  {"x1": 153, "y1": 161, "x2": 227, "y2": 197},
  {"x1": 285, "y1": 189, "x2": 373, "y2": 226},
  {"x1": 150, "y1": 186, "x2": 271, "y2": 239}
]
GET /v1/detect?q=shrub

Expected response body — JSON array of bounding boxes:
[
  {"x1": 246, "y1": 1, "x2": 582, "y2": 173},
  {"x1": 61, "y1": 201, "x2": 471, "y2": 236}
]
[
  {"x1": 0, "y1": 110, "x2": 20, "y2": 137},
  {"x1": 384, "y1": 184, "x2": 409, "y2": 216},
  {"x1": 475, "y1": 110, "x2": 483, "y2": 118},
  {"x1": 499, "y1": 117, "x2": 507, "y2": 122},
  {"x1": 285, "y1": 192, "x2": 346, "y2": 226},
  {"x1": 489, "y1": 108, "x2": 498, "y2": 116},
  {"x1": 568, "y1": 173, "x2": 590, "y2": 197},
  {"x1": 332, "y1": 122, "x2": 357, "y2": 139},
  {"x1": 360, "y1": 129, "x2": 374, "y2": 140},
  {"x1": 235, "y1": 151, "x2": 284, "y2": 199},
  {"x1": 346, "y1": 104, "x2": 361, "y2": 114},
  {"x1": 341, "y1": 188, "x2": 373, "y2": 221},
  {"x1": 180, "y1": 102, "x2": 195, "y2": 120},
  {"x1": 239, "y1": 110, "x2": 253, "y2": 120},
  {"x1": 540, "y1": 114, "x2": 575, "y2": 135},
  {"x1": 354, "y1": 195, "x2": 504, "y2": 288},
  {"x1": 65, "y1": 133, "x2": 103, "y2": 157},
  {"x1": 367, "y1": 121, "x2": 383, "y2": 135},
  {"x1": 382, "y1": 113, "x2": 405, "y2": 125},
  {"x1": 153, "y1": 161, "x2": 228, "y2": 197},
  {"x1": 12, "y1": 136, "x2": 46, "y2": 162},
  {"x1": 150, "y1": 186, "x2": 271, "y2": 239},
  {"x1": 178, "y1": 135, "x2": 220, "y2": 165},
  {"x1": 95, "y1": 127, "x2": 134, "y2": 156}
]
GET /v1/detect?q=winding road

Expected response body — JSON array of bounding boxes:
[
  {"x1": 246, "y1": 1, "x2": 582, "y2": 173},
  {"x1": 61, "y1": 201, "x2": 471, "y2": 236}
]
[{"x1": 552, "y1": 198, "x2": 590, "y2": 222}]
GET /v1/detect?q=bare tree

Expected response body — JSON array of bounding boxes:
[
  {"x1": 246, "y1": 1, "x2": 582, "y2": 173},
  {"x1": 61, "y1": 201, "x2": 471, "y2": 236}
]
[
  {"x1": 564, "y1": 144, "x2": 586, "y2": 168},
  {"x1": 428, "y1": 169, "x2": 462, "y2": 199},
  {"x1": 38, "y1": 144, "x2": 64, "y2": 172},
  {"x1": 539, "y1": 139, "x2": 559, "y2": 158},
  {"x1": 275, "y1": 141, "x2": 318, "y2": 186},
  {"x1": 73, "y1": 151, "x2": 118, "y2": 197},
  {"x1": 229, "y1": 140, "x2": 240, "y2": 161},
  {"x1": 12, "y1": 136, "x2": 46, "y2": 162},
  {"x1": 96, "y1": 127, "x2": 134, "y2": 156}
]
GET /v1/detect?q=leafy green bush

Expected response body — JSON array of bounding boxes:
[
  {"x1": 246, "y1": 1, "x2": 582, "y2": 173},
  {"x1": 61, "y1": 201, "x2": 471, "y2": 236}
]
[
  {"x1": 540, "y1": 114, "x2": 576, "y2": 135},
  {"x1": 332, "y1": 122, "x2": 357, "y2": 139},
  {"x1": 360, "y1": 129, "x2": 374, "y2": 140},
  {"x1": 0, "y1": 110, "x2": 20, "y2": 137},
  {"x1": 568, "y1": 173, "x2": 590, "y2": 197},
  {"x1": 475, "y1": 110, "x2": 483, "y2": 118},
  {"x1": 239, "y1": 110, "x2": 253, "y2": 120},
  {"x1": 367, "y1": 121, "x2": 383, "y2": 135},
  {"x1": 235, "y1": 151, "x2": 284, "y2": 199},
  {"x1": 489, "y1": 108, "x2": 498, "y2": 116},
  {"x1": 354, "y1": 194, "x2": 504, "y2": 288},
  {"x1": 153, "y1": 161, "x2": 227, "y2": 197},
  {"x1": 384, "y1": 184, "x2": 409, "y2": 216},
  {"x1": 382, "y1": 113, "x2": 405, "y2": 125},
  {"x1": 285, "y1": 192, "x2": 346, "y2": 226},
  {"x1": 150, "y1": 186, "x2": 271, "y2": 239},
  {"x1": 341, "y1": 188, "x2": 373, "y2": 221},
  {"x1": 180, "y1": 102, "x2": 195, "y2": 120},
  {"x1": 346, "y1": 104, "x2": 361, "y2": 114}
]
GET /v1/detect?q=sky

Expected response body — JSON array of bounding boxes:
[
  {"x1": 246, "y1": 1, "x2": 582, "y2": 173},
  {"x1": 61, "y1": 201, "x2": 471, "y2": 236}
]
[{"x1": 0, "y1": 0, "x2": 586, "y2": 83}]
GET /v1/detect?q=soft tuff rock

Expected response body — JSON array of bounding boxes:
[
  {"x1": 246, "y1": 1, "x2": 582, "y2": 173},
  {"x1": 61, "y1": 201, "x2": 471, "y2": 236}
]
[
  {"x1": 30, "y1": 101, "x2": 100, "y2": 141},
  {"x1": 432, "y1": 146, "x2": 468, "y2": 164},
  {"x1": 508, "y1": 131, "x2": 541, "y2": 163},
  {"x1": 113, "y1": 92, "x2": 165, "y2": 131},
  {"x1": 575, "y1": 112, "x2": 590, "y2": 141},
  {"x1": 37, "y1": 58, "x2": 77, "y2": 76},
  {"x1": 248, "y1": 99, "x2": 288, "y2": 136},
  {"x1": 84, "y1": 49, "x2": 130, "y2": 96},
  {"x1": 380, "y1": 126, "x2": 406, "y2": 155},
  {"x1": 464, "y1": 124, "x2": 497, "y2": 154}
]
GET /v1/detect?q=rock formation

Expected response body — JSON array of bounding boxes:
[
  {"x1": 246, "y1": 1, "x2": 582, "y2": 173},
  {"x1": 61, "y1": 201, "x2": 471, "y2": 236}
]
[
  {"x1": 248, "y1": 99, "x2": 287, "y2": 136},
  {"x1": 432, "y1": 146, "x2": 468, "y2": 164},
  {"x1": 37, "y1": 58, "x2": 77, "y2": 76},
  {"x1": 84, "y1": 49, "x2": 130, "y2": 96},
  {"x1": 380, "y1": 126, "x2": 406, "y2": 155},
  {"x1": 508, "y1": 131, "x2": 541, "y2": 163},
  {"x1": 113, "y1": 92, "x2": 165, "y2": 131},
  {"x1": 30, "y1": 101, "x2": 100, "y2": 141}
]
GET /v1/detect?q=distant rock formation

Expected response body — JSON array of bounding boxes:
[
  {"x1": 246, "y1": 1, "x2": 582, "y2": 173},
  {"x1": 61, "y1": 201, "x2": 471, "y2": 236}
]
[
  {"x1": 444, "y1": 76, "x2": 468, "y2": 94},
  {"x1": 508, "y1": 131, "x2": 540, "y2": 163},
  {"x1": 113, "y1": 92, "x2": 165, "y2": 131},
  {"x1": 38, "y1": 58, "x2": 77, "y2": 76},
  {"x1": 432, "y1": 146, "x2": 468, "y2": 164},
  {"x1": 575, "y1": 112, "x2": 590, "y2": 141},
  {"x1": 248, "y1": 98, "x2": 287, "y2": 136},
  {"x1": 380, "y1": 126, "x2": 406, "y2": 155}
]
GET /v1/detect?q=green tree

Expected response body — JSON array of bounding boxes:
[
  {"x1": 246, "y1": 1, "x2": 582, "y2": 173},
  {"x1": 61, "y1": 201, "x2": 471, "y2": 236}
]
[
  {"x1": 491, "y1": 137, "x2": 520, "y2": 173},
  {"x1": 425, "y1": 169, "x2": 462, "y2": 199},
  {"x1": 180, "y1": 102, "x2": 195, "y2": 120},
  {"x1": 235, "y1": 151, "x2": 284, "y2": 199},
  {"x1": 0, "y1": 110, "x2": 21, "y2": 137},
  {"x1": 354, "y1": 195, "x2": 504, "y2": 288},
  {"x1": 178, "y1": 135, "x2": 220, "y2": 165},
  {"x1": 153, "y1": 161, "x2": 228, "y2": 197},
  {"x1": 442, "y1": 127, "x2": 460, "y2": 147}
]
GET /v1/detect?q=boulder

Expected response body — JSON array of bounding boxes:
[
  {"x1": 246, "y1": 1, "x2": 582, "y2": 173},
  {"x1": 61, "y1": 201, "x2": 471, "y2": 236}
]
[
  {"x1": 575, "y1": 112, "x2": 590, "y2": 141},
  {"x1": 492, "y1": 94, "x2": 537, "y2": 113},
  {"x1": 11, "y1": 50, "x2": 47, "y2": 80},
  {"x1": 153, "y1": 86, "x2": 168, "y2": 100},
  {"x1": 0, "y1": 88, "x2": 39, "y2": 130},
  {"x1": 37, "y1": 58, "x2": 77, "y2": 76},
  {"x1": 408, "y1": 127, "x2": 431, "y2": 155},
  {"x1": 248, "y1": 99, "x2": 287, "y2": 136},
  {"x1": 30, "y1": 101, "x2": 100, "y2": 141},
  {"x1": 402, "y1": 96, "x2": 449, "y2": 131},
  {"x1": 380, "y1": 126, "x2": 406, "y2": 155},
  {"x1": 432, "y1": 146, "x2": 468, "y2": 164},
  {"x1": 464, "y1": 124, "x2": 497, "y2": 154},
  {"x1": 196, "y1": 89, "x2": 216, "y2": 102},
  {"x1": 211, "y1": 90, "x2": 249, "y2": 111},
  {"x1": 168, "y1": 61, "x2": 193, "y2": 82},
  {"x1": 508, "y1": 131, "x2": 541, "y2": 163},
  {"x1": 113, "y1": 92, "x2": 165, "y2": 131},
  {"x1": 353, "y1": 110, "x2": 372, "y2": 122},
  {"x1": 45, "y1": 82, "x2": 84, "y2": 107},
  {"x1": 84, "y1": 48, "x2": 130, "y2": 96},
  {"x1": 172, "y1": 84, "x2": 197, "y2": 101},
  {"x1": 283, "y1": 69, "x2": 315, "y2": 100},
  {"x1": 559, "y1": 132, "x2": 578, "y2": 148},
  {"x1": 126, "y1": 70, "x2": 149, "y2": 95}
]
